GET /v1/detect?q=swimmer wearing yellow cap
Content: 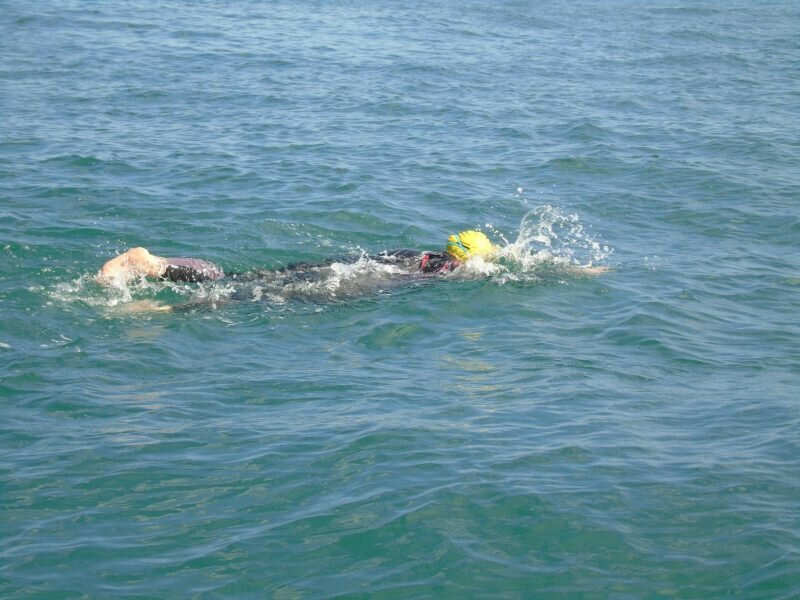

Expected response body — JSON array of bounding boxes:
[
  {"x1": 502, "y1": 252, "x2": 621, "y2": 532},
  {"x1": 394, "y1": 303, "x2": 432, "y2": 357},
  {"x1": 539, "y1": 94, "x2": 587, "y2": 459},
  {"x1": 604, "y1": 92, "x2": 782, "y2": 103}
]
[
  {"x1": 96, "y1": 230, "x2": 499, "y2": 284},
  {"x1": 410, "y1": 229, "x2": 499, "y2": 273},
  {"x1": 96, "y1": 229, "x2": 607, "y2": 312}
]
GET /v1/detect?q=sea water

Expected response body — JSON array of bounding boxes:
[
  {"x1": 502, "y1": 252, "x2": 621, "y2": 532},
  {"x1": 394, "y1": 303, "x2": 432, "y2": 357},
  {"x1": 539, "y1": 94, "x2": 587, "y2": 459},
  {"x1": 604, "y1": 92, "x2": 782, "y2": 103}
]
[{"x1": 1, "y1": 1, "x2": 799, "y2": 597}]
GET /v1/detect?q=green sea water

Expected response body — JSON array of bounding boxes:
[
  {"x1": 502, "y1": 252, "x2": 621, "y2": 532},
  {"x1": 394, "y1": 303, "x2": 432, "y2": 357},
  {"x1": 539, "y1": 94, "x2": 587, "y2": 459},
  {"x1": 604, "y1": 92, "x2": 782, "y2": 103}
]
[{"x1": 1, "y1": 1, "x2": 799, "y2": 598}]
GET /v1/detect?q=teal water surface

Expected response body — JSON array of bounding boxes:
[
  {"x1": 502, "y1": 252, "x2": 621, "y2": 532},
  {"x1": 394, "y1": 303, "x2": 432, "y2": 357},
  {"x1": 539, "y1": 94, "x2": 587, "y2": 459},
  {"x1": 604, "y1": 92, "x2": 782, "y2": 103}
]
[{"x1": 2, "y1": 1, "x2": 799, "y2": 598}]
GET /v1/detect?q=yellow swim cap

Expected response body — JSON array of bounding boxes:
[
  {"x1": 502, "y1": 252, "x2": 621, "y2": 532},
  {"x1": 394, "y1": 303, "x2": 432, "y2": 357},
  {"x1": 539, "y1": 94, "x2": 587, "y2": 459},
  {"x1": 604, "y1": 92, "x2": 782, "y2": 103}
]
[{"x1": 446, "y1": 230, "x2": 497, "y2": 261}]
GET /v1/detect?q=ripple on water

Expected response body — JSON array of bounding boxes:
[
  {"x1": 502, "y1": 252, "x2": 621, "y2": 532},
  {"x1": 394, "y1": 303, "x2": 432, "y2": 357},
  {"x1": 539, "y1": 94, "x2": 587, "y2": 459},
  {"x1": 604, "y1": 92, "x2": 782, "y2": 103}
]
[{"x1": 2, "y1": 0, "x2": 800, "y2": 597}]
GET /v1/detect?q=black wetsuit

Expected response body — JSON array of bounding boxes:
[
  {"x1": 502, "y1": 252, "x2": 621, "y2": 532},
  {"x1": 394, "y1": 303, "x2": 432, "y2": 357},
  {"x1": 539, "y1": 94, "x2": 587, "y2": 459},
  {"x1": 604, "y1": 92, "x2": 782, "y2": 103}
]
[
  {"x1": 160, "y1": 250, "x2": 457, "y2": 283},
  {"x1": 160, "y1": 257, "x2": 225, "y2": 283}
]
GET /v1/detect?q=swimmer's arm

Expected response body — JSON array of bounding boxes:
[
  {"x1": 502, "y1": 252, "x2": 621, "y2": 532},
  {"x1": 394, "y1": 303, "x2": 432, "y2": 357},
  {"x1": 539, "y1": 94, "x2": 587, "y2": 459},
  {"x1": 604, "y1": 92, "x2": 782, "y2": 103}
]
[
  {"x1": 580, "y1": 265, "x2": 611, "y2": 276},
  {"x1": 96, "y1": 247, "x2": 167, "y2": 284},
  {"x1": 116, "y1": 298, "x2": 227, "y2": 314},
  {"x1": 97, "y1": 248, "x2": 224, "y2": 285},
  {"x1": 116, "y1": 300, "x2": 174, "y2": 314}
]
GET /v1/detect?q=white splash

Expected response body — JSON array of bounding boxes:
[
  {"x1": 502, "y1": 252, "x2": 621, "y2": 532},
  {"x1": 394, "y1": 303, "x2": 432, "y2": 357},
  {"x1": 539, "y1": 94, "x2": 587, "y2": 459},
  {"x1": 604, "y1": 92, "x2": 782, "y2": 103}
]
[
  {"x1": 511, "y1": 205, "x2": 608, "y2": 261},
  {"x1": 279, "y1": 254, "x2": 410, "y2": 302},
  {"x1": 467, "y1": 205, "x2": 612, "y2": 282}
]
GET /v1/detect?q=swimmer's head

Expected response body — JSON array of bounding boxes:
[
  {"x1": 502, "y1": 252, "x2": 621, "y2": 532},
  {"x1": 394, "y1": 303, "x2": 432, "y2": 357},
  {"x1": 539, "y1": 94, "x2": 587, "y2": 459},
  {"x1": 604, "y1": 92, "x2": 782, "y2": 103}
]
[{"x1": 445, "y1": 230, "x2": 498, "y2": 262}]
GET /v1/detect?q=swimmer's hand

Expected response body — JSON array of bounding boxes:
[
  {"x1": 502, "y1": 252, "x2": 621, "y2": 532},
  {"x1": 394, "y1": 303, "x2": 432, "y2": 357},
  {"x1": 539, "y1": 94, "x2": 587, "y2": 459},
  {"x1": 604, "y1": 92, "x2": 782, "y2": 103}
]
[
  {"x1": 116, "y1": 300, "x2": 173, "y2": 314},
  {"x1": 581, "y1": 265, "x2": 611, "y2": 276}
]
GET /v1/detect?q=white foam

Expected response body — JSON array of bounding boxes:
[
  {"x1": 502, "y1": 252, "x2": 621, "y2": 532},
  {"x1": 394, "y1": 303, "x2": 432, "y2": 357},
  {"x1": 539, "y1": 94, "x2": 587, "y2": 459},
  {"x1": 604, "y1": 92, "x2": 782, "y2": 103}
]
[
  {"x1": 494, "y1": 205, "x2": 611, "y2": 270},
  {"x1": 281, "y1": 254, "x2": 409, "y2": 301}
]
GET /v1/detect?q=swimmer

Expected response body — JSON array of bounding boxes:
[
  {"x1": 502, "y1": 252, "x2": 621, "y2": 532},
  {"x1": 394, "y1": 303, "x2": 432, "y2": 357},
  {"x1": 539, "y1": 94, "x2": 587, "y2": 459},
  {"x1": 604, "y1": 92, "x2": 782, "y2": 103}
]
[
  {"x1": 96, "y1": 230, "x2": 607, "y2": 312},
  {"x1": 95, "y1": 230, "x2": 501, "y2": 286}
]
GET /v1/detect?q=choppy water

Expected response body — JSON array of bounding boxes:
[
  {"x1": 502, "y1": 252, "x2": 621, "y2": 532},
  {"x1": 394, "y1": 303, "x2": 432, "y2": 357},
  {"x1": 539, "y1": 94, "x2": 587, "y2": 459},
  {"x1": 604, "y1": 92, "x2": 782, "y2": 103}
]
[{"x1": 2, "y1": 1, "x2": 799, "y2": 597}]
